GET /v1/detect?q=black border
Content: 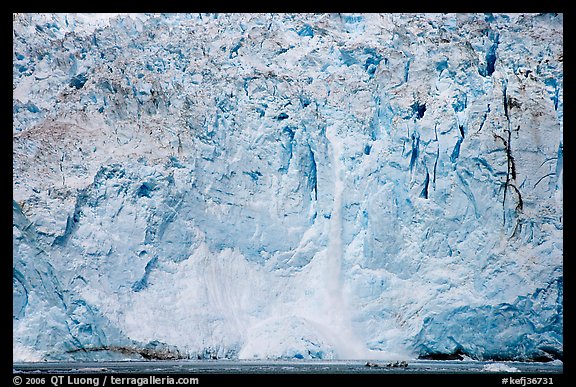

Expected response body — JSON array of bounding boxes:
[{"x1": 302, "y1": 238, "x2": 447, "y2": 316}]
[
  {"x1": 8, "y1": 7, "x2": 570, "y2": 386},
  {"x1": 8, "y1": 372, "x2": 570, "y2": 386}
]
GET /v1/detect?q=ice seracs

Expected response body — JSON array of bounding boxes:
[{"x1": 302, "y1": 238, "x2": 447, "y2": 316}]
[{"x1": 13, "y1": 13, "x2": 562, "y2": 362}]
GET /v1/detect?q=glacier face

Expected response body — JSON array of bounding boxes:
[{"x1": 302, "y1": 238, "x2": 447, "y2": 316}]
[{"x1": 13, "y1": 13, "x2": 562, "y2": 362}]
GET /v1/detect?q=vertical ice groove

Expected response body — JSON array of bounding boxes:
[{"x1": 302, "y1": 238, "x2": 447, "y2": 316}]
[
  {"x1": 457, "y1": 171, "x2": 480, "y2": 219},
  {"x1": 308, "y1": 146, "x2": 318, "y2": 201},
  {"x1": 404, "y1": 58, "x2": 411, "y2": 83},
  {"x1": 450, "y1": 137, "x2": 463, "y2": 164},
  {"x1": 555, "y1": 142, "x2": 563, "y2": 189},
  {"x1": 420, "y1": 170, "x2": 430, "y2": 199},
  {"x1": 483, "y1": 31, "x2": 499, "y2": 77},
  {"x1": 409, "y1": 130, "x2": 420, "y2": 171},
  {"x1": 477, "y1": 104, "x2": 490, "y2": 133},
  {"x1": 13, "y1": 269, "x2": 29, "y2": 319}
]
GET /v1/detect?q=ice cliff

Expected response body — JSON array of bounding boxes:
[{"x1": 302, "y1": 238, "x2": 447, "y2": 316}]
[{"x1": 13, "y1": 13, "x2": 563, "y2": 362}]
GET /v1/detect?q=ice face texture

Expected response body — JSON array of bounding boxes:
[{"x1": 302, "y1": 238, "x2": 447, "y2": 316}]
[{"x1": 13, "y1": 13, "x2": 562, "y2": 361}]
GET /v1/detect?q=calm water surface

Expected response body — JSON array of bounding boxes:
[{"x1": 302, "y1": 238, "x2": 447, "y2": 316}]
[{"x1": 13, "y1": 359, "x2": 563, "y2": 374}]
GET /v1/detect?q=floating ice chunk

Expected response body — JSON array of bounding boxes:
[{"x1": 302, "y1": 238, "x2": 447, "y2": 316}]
[{"x1": 481, "y1": 363, "x2": 521, "y2": 373}]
